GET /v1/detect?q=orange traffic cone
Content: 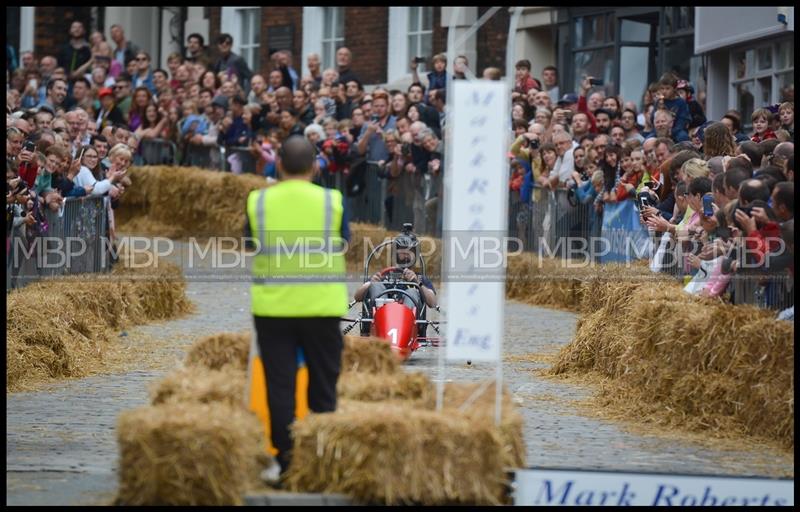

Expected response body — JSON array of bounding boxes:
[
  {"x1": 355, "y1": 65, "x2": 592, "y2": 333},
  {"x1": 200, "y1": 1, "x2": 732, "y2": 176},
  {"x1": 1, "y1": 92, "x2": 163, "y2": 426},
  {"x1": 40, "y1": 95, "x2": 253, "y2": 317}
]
[{"x1": 246, "y1": 334, "x2": 310, "y2": 456}]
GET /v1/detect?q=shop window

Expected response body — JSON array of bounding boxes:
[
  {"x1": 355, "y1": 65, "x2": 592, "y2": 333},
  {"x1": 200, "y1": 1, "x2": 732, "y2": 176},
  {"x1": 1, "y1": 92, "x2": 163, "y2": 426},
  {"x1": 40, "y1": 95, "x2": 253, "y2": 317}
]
[{"x1": 731, "y1": 39, "x2": 794, "y2": 130}]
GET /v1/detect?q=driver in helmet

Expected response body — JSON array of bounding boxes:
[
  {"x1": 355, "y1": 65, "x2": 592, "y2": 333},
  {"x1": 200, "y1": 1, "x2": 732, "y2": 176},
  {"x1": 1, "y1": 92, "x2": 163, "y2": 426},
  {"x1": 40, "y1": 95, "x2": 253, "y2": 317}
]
[{"x1": 353, "y1": 229, "x2": 437, "y2": 310}]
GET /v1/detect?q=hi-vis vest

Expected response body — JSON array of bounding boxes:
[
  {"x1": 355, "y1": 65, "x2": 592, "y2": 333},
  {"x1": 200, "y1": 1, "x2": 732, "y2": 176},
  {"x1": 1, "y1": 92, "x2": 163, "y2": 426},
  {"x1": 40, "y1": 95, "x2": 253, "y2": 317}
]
[{"x1": 247, "y1": 180, "x2": 348, "y2": 317}]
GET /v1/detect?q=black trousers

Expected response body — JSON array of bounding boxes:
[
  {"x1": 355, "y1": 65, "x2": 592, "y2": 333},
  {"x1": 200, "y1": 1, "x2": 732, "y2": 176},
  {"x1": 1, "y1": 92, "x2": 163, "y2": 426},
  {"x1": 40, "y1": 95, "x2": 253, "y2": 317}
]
[{"x1": 253, "y1": 316, "x2": 343, "y2": 473}]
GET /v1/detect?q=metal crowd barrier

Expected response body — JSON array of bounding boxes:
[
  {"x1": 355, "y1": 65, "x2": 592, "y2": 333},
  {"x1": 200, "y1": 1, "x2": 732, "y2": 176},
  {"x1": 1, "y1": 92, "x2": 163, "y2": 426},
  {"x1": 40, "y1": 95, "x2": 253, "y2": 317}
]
[
  {"x1": 6, "y1": 196, "x2": 110, "y2": 291},
  {"x1": 224, "y1": 145, "x2": 258, "y2": 174},
  {"x1": 508, "y1": 185, "x2": 594, "y2": 258},
  {"x1": 347, "y1": 162, "x2": 387, "y2": 226},
  {"x1": 729, "y1": 272, "x2": 794, "y2": 311},
  {"x1": 182, "y1": 143, "x2": 225, "y2": 170},
  {"x1": 140, "y1": 138, "x2": 178, "y2": 166},
  {"x1": 313, "y1": 169, "x2": 346, "y2": 194}
]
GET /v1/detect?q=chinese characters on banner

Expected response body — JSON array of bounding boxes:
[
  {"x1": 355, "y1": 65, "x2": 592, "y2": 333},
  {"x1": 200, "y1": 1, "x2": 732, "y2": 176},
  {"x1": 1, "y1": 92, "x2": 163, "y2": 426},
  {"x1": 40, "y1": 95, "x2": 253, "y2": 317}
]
[{"x1": 444, "y1": 80, "x2": 509, "y2": 362}]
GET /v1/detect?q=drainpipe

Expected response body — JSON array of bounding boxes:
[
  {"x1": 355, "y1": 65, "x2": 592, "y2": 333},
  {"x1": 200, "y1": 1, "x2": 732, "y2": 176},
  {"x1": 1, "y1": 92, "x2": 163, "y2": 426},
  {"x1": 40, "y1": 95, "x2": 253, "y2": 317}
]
[{"x1": 157, "y1": 7, "x2": 163, "y2": 67}]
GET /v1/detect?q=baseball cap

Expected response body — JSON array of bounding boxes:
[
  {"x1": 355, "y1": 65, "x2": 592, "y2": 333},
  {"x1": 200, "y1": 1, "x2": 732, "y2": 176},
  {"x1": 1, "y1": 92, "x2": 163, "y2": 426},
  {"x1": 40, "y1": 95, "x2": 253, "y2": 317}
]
[
  {"x1": 211, "y1": 95, "x2": 229, "y2": 110},
  {"x1": 98, "y1": 87, "x2": 114, "y2": 99},
  {"x1": 676, "y1": 80, "x2": 694, "y2": 94},
  {"x1": 695, "y1": 121, "x2": 713, "y2": 143},
  {"x1": 557, "y1": 93, "x2": 578, "y2": 106}
]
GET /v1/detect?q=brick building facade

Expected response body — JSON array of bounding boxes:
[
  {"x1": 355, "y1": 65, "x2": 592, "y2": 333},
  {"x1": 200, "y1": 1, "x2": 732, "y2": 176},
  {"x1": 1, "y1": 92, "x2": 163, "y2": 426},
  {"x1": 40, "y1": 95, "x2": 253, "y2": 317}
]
[
  {"x1": 17, "y1": 6, "x2": 510, "y2": 88},
  {"x1": 32, "y1": 7, "x2": 93, "y2": 63},
  {"x1": 207, "y1": 7, "x2": 508, "y2": 86}
]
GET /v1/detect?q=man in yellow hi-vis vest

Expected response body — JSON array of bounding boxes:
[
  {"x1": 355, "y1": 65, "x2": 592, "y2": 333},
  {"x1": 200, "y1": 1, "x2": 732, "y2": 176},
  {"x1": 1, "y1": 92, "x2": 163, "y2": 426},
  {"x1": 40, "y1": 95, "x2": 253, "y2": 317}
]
[{"x1": 244, "y1": 135, "x2": 350, "y2": 477}]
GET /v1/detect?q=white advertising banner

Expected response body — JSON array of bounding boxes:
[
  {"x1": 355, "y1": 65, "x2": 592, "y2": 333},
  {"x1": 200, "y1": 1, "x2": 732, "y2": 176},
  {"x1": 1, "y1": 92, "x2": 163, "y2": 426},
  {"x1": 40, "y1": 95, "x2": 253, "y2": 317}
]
[
  {"x1": 513, "y1": 468, "x2": 794, "y2": 506},
  {"x1": 444, "y1": 80, "x2": 508, "y2": 362}
]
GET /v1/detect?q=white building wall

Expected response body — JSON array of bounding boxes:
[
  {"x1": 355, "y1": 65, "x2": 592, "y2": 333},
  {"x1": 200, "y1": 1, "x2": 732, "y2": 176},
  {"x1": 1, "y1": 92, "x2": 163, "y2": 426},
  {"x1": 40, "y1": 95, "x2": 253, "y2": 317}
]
[{"x1": 105, "y1": 7, "x2": 159, "y2": 59}]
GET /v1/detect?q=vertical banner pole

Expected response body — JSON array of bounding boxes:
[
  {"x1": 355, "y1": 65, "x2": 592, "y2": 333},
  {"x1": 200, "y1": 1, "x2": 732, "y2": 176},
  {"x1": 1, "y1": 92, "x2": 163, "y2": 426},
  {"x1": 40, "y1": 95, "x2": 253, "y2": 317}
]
[
  {"x1": 437, "y1": 6, "x2": 461, "y2": 412},
  {"x1": 496, "y1": 6, "x2": 523, "y2": 427}
]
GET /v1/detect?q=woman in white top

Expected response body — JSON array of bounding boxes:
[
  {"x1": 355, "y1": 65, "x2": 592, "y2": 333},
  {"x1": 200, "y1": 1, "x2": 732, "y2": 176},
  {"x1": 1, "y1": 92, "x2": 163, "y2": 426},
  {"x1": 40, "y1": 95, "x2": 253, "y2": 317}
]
[{"x1": 73, "y1": 143, "x2": 130, "y2": 197}]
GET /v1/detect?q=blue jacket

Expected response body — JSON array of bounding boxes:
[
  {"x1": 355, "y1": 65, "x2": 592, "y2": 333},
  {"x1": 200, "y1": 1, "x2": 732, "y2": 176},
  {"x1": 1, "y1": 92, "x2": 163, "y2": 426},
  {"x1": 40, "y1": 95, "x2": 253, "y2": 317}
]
[
  {"x1": 651, "y1": 97, "x2": 691, "y2": 142},
  {"x1": 133, "y1": 71, "x2": 156, "y2": 95},
  {"x1": 518, "y1": 159, "x2": 534, "y2": 205},
  {"x1": 427, "y1": 71, "x2": 447, "y2": 92},
  {"x1": 574, "y1": 180, "x2": 599, "y2": 204}
]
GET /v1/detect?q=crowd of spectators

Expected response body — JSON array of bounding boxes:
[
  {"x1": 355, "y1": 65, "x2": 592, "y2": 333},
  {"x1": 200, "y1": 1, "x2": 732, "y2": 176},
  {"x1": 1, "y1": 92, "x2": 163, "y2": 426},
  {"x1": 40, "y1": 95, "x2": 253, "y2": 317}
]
[
  {"x1": 6, "y1": 21, "x2": 794, "y2": 317},
  {"x1": 501, "y1": 63, "x2": 793, "y2": 317}
]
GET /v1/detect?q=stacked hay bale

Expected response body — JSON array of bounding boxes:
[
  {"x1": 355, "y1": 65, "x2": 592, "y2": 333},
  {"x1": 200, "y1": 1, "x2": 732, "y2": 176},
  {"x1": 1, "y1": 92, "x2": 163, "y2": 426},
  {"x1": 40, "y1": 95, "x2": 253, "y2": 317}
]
[
  {"x1": 116, "y1": 166, "x2": 269, "y2": 239},
  {"x1": 288, "y1": 336, "x2": 525, "y2": 505},
  {"x1": 6, "y1": 255, "x2": 192, "y2": 392},
  {"x1": 116, "y1": 402, "x2": 263, "y2": 506},
  {"x1": 551, "y1": 282, "x2": 794, "y2": 450},
  {"x1": 120, "y1": 332, "x2": 525, "y2": 505},
  {"x1": 505, "y1": 253, "x2": 666, "y2": 313},
  {"x1": 116, "y1": 332, "x2": 260, "y2": 506}
]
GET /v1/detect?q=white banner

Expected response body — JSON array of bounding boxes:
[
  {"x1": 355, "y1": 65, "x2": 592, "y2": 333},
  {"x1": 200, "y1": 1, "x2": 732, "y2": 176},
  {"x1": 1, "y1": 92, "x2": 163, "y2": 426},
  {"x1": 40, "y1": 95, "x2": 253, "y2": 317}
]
[
  {"x1": 513, "y1": 468, "x2": 794, "y2": 506},
  {"x1": 444, "y1": 80, "x2": 508, "y2": 362}
]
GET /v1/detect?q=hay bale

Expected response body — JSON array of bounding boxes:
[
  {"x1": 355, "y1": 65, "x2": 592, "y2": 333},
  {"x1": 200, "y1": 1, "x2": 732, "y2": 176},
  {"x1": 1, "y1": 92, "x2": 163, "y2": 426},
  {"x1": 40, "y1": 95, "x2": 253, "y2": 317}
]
[
  {"x1": 184, "y1": 332, "x2": 250, "y2": 371},
  {"x1": 505, "y1": 254, "x2": 671, "y2": 312},
  {"x1": 422, "y1": 381, "x2": 526, "y2": 469},
  {"x1": 150, "y1": 366, "x2": 247, "y2": 407},
  {"x1": 342, "y1": 335, "x2": 399, "y2": 375},
  {"x1": 347, "y1": 223, "x2": 388, "y2": 271},
  {"x1": 336, "y1": 373, "x2": 525, "y2": 470},
  {"x1": 182, "y1": 332, "x2": 397, "y2": 377},
  {"x1": 117, "y1": 166, "x2": 270, "y2": 239},
  {"x1": 551, "y1": 282, "x2": 794, "y2": 449},
  {"x1": 6, "y1": 254, "x2": 192, "y2": 392},
  {"x1": 346, "y1": 224, "x2": 442, "y2": 280},
  {"x1": 116, "y1": 402, "x2": 263, "y2": 505},
  {"x1": 337, "y1": 371, "x2": 431, "y2": 403},
  {"x1": 284, "y1": 401, "x2": 511, "y2": 505}
]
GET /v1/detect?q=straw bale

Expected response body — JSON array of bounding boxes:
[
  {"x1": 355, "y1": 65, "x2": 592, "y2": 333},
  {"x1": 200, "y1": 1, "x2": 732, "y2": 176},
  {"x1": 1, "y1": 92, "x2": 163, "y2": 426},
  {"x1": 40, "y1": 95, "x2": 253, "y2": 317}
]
[
  {"x1": 346, "y1": 223, "x2": 388, "y2": 272},
  {"x1": 341, "y1": 335, "x2": 399, "y2": 375},
  {"x1": 6, "y1": 255, "x2": 192, "y2": 392},
  {"x1": 336, "y1": 373, "x2": 525, "y2": 470},
  {"x1": 505, "y1": 254, "x2": 668, "y2": 312},
  {"x1": 183, "y1": 332, "x2": 251, "y2": 371},
  {"x1": 116, "y1": 402, "x2": 263, "y2": 505},
  {"x1": 117, "y1": 165, "x2": 271, "y2": 239},
  {"x1": 337, "y1": 371, "x2": 432, "y2": 403},
  {"x1": 284, "y1": 401, "x2": 511, "y2": 505},
  {"x1": 551, "y1": 281, "x2": 794, "y2": 449},
  {"x1": 150, "y1": 366, "x2": 247, "y2": 408},
  {"x1": 346, "y1": 224, "x2": 442, "y2": 279},
  {"x1": 422, "y1": 381, "x2": 526, "y2": 469},
  {"x1": 183, "y1": 332, "x2": 400, "y2": 376}
]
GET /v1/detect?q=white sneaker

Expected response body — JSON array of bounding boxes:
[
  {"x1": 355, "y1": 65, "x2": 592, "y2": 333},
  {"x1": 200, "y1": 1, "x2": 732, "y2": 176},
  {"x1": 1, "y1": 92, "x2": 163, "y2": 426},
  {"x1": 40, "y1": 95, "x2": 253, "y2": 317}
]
[{"x1": 260, "y1": 464, "x2": 281, "y2": 486}]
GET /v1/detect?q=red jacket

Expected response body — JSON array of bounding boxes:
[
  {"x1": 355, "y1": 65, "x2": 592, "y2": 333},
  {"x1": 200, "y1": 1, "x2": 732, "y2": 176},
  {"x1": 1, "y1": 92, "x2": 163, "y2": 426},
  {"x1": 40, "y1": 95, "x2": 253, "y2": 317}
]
[
  {"x1": 750, "y1": 130, "x2": 777, "y2": 143},
  {"x1": 18, "y1": 160, "x2": 39, "y2": 189},
  {"x1": 745, "y1": 221, "x2": 782, "y2": 267},
  {"x1": 615, "y1": 169, "x2": 643, "y2": 202},
  {"x1": 578, "y1": 95, "x2": 598, "y2": 134}
]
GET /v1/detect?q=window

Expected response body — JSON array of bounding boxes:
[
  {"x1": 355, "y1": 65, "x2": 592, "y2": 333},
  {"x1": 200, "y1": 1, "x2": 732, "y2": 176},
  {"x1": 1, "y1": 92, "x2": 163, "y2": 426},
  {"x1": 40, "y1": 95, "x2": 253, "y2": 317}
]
[
  {"x1": 664, "y1": 6, "x2": 693, "y2": 34},
  {"x1": 730, "y1": 38, "x2": 794, "y2": 130},
  {"x1": 573, "y1": 47, "x2": 615, "y2": 94},
  {"x1": 619, "y1": 14, "x2": 658, "y2": 112},
  {"x1": 321, "y1": 7, "x2": 345, "y2": 71},
  {"x1": 574, "y1": 13, "x2": 614, "y2": 48},
  {"x1": 407, "y1": 7, "x2": 433, "y2": 73},
  {"x1": 571, "y1": 13, "x2": 615, "y2": 94},
  {"x1": 237, "y1": 8, "x2": 260, "y2": 72}
]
